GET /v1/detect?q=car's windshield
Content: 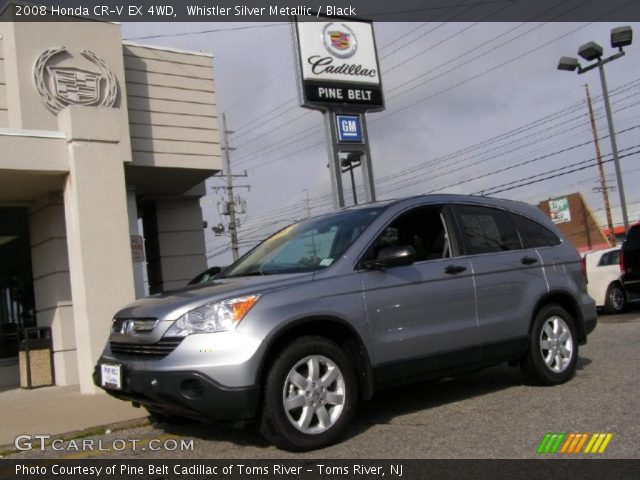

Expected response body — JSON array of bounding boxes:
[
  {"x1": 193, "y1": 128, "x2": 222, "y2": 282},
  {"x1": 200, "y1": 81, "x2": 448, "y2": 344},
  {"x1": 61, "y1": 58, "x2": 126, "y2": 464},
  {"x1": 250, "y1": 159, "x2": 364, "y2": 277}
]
[{"x1": 220, "y1": 207, "x2": 385, "y2": 277}]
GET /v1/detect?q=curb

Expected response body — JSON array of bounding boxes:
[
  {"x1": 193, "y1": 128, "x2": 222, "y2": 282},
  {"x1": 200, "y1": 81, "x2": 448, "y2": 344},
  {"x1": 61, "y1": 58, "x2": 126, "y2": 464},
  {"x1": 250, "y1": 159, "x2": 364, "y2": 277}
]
[{"x1": 0, "y1": 416, "x2": 150, "y2": 457}]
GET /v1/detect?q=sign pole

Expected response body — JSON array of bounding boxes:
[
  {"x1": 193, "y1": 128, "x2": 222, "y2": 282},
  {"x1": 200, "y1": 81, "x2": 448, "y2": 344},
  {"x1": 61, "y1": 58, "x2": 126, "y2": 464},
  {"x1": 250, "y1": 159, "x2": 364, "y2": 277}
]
[
  {"x1": 359, "y1": 115, "x2": 376, "y2": 203},
  {"x1": 324, "y1": 111, "x2": 346, "y2": 208}
]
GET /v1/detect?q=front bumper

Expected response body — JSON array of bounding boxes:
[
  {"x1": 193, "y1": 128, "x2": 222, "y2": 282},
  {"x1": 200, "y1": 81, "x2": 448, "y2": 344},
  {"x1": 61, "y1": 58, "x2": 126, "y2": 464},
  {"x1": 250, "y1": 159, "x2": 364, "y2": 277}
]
[{"x1": 93, "y1": 364, "x2": 259, "y2": 421}]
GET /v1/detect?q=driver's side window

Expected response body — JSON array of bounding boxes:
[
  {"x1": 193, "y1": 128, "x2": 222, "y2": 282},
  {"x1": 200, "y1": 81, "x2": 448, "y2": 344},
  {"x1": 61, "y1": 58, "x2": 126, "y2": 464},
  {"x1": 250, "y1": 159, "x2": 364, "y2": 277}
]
[{"x1": 368, "y1": 205, "x2": 452, "y2": 263}]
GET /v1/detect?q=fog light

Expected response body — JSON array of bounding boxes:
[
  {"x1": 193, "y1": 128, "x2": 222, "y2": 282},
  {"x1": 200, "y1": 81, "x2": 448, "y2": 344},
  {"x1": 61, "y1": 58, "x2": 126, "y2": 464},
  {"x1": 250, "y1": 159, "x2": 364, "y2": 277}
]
[{"x1": 180, "y1": 379, "x2": 204, "y2": 399}]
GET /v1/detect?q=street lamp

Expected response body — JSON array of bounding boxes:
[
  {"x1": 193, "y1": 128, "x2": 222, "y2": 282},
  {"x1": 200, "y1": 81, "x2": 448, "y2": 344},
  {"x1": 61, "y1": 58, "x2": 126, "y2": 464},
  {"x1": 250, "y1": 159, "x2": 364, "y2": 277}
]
[{"x1": 558, "y1": 26, "x2": 633, "y2": 234}]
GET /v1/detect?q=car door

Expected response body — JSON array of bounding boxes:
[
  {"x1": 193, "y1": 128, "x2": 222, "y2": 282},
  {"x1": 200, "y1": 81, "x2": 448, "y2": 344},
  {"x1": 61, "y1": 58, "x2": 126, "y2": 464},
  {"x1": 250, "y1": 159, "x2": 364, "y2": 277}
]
[
  {"x1": 358, "y1": 204, "x2": 479, "y2": 385},
  {"x1": 452, "y1": 204, "x2": 548, "y2": 362}
]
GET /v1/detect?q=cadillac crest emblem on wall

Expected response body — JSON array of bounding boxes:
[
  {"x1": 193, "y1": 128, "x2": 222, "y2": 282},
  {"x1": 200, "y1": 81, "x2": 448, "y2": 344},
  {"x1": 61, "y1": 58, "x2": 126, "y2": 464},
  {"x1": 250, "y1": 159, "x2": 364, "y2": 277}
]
[{"x1": 33, "y1": 47, "x2": 118, "y2": 113}]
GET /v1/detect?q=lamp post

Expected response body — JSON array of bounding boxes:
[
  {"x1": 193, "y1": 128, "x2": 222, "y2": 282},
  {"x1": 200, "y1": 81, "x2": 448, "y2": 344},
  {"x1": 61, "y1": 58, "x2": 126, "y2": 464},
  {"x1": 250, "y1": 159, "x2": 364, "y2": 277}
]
[{"x1": 558, "y1": 26, "x2": 633, "y2": 234}]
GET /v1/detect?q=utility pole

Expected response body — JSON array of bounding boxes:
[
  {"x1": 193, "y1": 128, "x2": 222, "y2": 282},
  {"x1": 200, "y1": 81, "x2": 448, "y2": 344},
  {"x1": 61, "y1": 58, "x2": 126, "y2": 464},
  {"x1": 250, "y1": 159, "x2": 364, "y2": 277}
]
[
  {"x1": 222, "y1": 113, "x2": 239, "y2": 261},
  {"x1": 303, "y1": 189, "x2": 312, "y2": 218},
  {"x1": 585, "y1": 84, "x2": 616, "y2": 245}
]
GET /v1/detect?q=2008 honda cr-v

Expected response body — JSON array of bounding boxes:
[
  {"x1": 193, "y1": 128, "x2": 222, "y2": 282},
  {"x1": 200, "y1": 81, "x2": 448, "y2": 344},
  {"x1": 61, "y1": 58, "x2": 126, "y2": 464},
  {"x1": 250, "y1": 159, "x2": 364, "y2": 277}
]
[{"x1": 94, "y1": 194, "x2": 597, "y2": 451}]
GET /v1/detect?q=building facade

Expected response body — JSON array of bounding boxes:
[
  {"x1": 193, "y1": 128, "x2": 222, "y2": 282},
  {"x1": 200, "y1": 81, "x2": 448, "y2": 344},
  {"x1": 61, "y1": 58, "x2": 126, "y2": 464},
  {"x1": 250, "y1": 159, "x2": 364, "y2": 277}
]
[
  {"x1": 538, "y1": 192, "x2": 611, "y2": 253},
  {"x1": 0, "y1": 13, "x2": 221, "y2": 392}
]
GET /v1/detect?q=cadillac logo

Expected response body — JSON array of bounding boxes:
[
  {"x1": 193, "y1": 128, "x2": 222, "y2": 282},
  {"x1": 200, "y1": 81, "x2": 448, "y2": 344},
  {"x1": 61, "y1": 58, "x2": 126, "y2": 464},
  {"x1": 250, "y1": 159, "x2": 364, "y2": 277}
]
[
  {"x1": 322, "y1": 23, "x2": 357, "y2": 59},
  {"x1": 33, "y1": 47, "x2": 118, "y2": 113}
]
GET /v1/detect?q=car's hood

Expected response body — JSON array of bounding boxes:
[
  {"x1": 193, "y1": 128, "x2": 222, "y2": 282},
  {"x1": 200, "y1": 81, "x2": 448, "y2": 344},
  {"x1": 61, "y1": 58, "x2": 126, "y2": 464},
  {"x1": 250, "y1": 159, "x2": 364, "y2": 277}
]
[{"x1": 115, "y1": 272, "x2": 314, "y2": 320}]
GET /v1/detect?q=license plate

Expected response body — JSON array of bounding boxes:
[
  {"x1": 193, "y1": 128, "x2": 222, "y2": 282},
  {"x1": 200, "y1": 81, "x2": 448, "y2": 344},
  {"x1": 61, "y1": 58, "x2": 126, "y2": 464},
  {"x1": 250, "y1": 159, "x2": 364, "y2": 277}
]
[{"x1": 100, "y1": 364, "x2": 122, "y2": 390}]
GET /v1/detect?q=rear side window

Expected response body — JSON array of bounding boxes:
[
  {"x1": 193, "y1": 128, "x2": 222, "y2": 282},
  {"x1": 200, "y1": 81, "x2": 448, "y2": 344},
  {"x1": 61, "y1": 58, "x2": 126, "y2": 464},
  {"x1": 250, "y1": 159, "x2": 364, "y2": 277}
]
[
  {"x1": 512, "y1": 214, "x2": 561, "y2": 248},
  {"x1": 456, "y1": 205, "x2": 522, "y2": 255},
  {"x1": 598, "y1": 250, "x2": 620, "y2": 266}
]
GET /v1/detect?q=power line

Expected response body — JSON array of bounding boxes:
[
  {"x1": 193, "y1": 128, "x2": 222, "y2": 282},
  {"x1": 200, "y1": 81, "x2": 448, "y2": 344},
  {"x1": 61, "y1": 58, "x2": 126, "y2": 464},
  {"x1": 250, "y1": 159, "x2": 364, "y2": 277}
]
[
  {"x1": 374, "y1": 92, "x2": 640, "y2": 194},
  {"x1": 220, "y1": 99, "x2": 637, "y2": 246},
  {"x1": 124, "y1": 23, "x2": 286, "y2": 41},
  {"x1": 227, "y1": 0, "x2": 593, "y2": 149},
  {"x1": 231, "y1": 22, "x2": 601, "y2": 169},
  {"x1": 234, "y1": 76, "x2": 640, "y2": 173},
  {"x1": 478, "y1": 144, "x2": 640, "y2": 196}
]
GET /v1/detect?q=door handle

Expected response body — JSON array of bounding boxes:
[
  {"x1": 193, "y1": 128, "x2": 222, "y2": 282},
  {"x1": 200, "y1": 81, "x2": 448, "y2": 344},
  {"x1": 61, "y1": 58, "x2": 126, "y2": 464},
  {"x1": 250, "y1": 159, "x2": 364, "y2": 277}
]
[
  {"x1": 444, "y1": 265, "x2": 467, "y2": 275},
  {"x1": 521, "y1": 256, "x2": 538, "y2": 265}
]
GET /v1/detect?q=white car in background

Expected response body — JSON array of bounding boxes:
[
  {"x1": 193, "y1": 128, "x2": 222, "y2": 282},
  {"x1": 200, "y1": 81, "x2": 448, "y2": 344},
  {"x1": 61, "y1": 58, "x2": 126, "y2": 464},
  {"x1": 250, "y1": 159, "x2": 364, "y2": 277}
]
[{"x1": 584, "y1": 247, "x2": 626, "y2": 314}]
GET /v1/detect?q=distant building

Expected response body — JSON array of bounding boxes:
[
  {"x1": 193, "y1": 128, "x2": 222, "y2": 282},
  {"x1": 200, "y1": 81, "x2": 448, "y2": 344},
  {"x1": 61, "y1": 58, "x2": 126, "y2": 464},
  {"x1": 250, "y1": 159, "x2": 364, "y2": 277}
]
[
  {"x1": 537, "y1": 192, "x2": 611, "y2": 253},
  {"x1": 602, "y1": 225, "x2": 627, "y2": 246},
  {"x1": 0, "y1": 8, "x2": 222, "y2": 391}
]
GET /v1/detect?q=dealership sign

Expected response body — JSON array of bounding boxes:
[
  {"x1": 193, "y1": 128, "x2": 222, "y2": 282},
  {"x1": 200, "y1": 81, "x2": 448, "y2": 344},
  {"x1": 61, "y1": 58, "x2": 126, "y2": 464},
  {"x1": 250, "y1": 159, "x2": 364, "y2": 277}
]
[
  {"x1": 293, "y1": 17, "x2": 384, "y2": 111},
  {"x1": 549, "y1": 197, "x2": 571, "y2": 224}
]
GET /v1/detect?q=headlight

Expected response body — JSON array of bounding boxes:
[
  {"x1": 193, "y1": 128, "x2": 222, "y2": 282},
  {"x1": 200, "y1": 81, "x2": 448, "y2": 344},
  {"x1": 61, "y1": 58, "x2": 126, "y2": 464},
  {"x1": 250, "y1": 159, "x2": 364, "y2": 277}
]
[{"x1": 164, "y1": 295, "x2": 260, "y2": 337}]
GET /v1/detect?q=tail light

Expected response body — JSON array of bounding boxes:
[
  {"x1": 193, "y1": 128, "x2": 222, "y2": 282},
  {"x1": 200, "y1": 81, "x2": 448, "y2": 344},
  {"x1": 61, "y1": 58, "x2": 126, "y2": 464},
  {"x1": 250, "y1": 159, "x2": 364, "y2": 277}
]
[
  {"x1": 581, "y1": 255, "x2": 588, "y2": 283},
  {"x1": 620, "y1": 249, "x2": 625, "y2": 273}
]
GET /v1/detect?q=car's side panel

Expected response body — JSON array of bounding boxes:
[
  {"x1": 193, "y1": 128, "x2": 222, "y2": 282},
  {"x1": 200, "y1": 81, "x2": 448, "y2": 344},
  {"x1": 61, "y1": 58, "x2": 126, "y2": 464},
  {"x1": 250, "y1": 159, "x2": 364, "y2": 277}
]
[
  {"x1": 360, "y1": 257, "x2": 478, "y2": 369},
  {"x1": 467, "y1": 250, "x2": 548, "y2": 347}
]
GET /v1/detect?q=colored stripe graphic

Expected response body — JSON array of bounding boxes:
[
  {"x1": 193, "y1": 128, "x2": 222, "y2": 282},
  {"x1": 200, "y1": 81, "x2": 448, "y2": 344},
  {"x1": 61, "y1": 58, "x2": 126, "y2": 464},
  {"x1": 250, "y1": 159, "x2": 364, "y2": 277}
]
[
  {"x1": 560, "y1": 433, "x2": 575, "y2": 453},
  {"x1": 584, "y1": 433, "x2": 599, "y2": 453},
  {"x1": 550, "y1": 433, "x2": 565, "y2": 453},
  {"x1": 538, "y1": 433, "x2": 613, "y2": 454},
  {"x1": 598, "y1": 434, "x2": 613, "y2": 453},
  {"x1": 574, "y1": 433, "x2": 589, "y2": 453},
  {"x1": 537, "y1": 433, "x2": 565, "y2": 453},
  {"x1": 537, "y1": 433, "x2": 552, "y2": 454}
]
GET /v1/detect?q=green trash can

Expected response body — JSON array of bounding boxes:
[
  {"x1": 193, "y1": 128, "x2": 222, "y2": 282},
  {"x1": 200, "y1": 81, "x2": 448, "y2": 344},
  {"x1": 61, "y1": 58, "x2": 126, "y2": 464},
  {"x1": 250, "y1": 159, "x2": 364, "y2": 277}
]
[{"x1": 19, "y1": 327, "x2": 55, "y2": 389}]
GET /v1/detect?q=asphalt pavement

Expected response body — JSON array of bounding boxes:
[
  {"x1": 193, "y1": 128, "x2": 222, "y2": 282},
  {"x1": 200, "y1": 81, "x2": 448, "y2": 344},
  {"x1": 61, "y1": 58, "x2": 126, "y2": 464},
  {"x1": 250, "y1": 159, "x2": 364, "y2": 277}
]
[{"x1": 7, "y1": 305, "x2": 640, "y2": 459}]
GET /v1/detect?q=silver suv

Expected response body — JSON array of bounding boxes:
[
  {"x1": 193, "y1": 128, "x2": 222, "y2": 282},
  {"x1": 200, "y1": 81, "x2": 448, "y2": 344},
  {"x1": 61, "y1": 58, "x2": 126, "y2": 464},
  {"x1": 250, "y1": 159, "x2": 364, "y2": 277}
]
[{"x1": 94, "y1": 195, "x2": 597, "y2": 451}]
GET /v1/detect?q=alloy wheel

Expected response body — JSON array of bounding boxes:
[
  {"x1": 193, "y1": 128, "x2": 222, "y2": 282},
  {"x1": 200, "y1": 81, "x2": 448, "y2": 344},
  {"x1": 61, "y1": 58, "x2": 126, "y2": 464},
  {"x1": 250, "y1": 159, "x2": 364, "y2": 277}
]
[
  {"x1": 539, "y1": 316, "x2": 573, "y2": 373},
  {"x1": 282, "y1": 355, "x2": 346, "y2": 435}
]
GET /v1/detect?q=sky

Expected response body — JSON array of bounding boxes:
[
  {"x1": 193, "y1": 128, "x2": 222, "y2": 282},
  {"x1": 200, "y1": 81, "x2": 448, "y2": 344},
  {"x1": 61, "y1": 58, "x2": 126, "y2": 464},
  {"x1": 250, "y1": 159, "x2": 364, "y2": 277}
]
[{"x1": 120, "y1": 20, "x2": 640, "y2": 266}]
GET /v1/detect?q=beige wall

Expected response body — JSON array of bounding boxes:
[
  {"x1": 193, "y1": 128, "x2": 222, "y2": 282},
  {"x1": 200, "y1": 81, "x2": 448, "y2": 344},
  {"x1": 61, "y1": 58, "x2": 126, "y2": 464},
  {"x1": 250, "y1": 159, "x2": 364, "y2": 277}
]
[
  {"x1": 143, "y1": 199, "x2": 207, "y2": 293},
  {"x1": 0, "y1": 36, "x2": 7, "y2": 127},
  {"x1": 0, "y1": 18, "x2": 221, "y2": 391},
  {"x1": 0, "y1": 20, "x2": 132, "y2": 162},
  {"x1": 123, "y1": 43, "x2": 221, "y2": 172},
  {"x1": 60, "y1": 106, "x2": 136, "y2": 393}
]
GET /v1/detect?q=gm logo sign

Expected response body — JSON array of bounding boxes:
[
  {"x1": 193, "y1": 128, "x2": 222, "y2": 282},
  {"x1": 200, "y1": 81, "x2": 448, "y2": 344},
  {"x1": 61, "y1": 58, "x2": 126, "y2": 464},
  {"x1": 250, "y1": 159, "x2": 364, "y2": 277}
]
[{"x1": 336, "y1": 114, "x2": 363, "y2": 143}]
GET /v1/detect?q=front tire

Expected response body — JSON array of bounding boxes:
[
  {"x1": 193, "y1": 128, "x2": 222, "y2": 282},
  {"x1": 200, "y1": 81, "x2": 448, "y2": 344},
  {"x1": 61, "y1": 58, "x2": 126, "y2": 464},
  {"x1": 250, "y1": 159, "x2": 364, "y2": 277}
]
[
  {"x1": 522, "y1": 304, "x2": 578, "y2": 385},
  {"x1": 259, "y1": 336, "x2": 358, "y2": 451},
  {"x1": 603, "y1": 282, "x2": 626, "y2": 314}
]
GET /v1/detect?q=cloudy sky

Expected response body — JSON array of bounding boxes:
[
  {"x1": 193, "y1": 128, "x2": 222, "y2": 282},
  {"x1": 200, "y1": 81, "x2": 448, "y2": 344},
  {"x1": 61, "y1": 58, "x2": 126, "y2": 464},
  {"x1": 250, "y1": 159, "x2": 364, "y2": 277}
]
[{"x1": 120, "y1": 20, "x2": 640, "y2": 265}]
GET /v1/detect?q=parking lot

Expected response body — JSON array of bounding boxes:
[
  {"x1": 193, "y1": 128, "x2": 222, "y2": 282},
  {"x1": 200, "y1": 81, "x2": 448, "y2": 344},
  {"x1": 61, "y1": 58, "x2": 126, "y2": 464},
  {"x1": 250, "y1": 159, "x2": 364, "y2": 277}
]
[{"x1": 9, "y1": 305, "x2": 640, "y2": 460}]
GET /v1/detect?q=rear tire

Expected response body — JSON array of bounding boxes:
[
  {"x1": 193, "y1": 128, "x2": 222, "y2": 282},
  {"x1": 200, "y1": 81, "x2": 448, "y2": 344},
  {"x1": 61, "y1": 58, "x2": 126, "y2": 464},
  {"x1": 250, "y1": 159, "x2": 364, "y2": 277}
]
[
  {"x1": 603, "y1": 282, "x2": 626, "y2": 314},
  {"x1": 259, "y1": 336, "x2": 358, "y2": 451},
  {"x1": 522, "y1": 304, "x2": 578, "y2": 385}
]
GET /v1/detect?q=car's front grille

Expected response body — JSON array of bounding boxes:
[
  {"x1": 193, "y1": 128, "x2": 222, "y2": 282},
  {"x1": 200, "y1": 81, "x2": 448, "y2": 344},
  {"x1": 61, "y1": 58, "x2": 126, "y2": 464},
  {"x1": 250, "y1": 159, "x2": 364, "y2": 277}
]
[
  {"x1": 112, "y1": 318, "x2": 158, "y2": 334},
  {"x1": 109, "y1": 338, "x2": 183, "y2": 359}
]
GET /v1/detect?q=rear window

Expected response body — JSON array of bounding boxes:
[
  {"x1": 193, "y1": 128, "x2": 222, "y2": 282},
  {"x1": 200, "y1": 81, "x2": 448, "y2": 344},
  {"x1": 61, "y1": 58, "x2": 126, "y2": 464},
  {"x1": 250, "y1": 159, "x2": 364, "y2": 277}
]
[
  {"x1": 457, "y1": 205, "x2": 522, "y2": 255},
  {"x1": 598, "y1": 250, "x2": 621, "y2": 266},
  {"x1": 512, "y1": 214, "x2": 561, "y2": 248}
]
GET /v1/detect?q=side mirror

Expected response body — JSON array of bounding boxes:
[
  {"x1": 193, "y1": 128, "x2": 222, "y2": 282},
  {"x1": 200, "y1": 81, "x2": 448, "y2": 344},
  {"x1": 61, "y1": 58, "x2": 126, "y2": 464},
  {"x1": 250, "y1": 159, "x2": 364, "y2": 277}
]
[{"x1": 365, "y1": 245, "x2": 416, "y2": 270}]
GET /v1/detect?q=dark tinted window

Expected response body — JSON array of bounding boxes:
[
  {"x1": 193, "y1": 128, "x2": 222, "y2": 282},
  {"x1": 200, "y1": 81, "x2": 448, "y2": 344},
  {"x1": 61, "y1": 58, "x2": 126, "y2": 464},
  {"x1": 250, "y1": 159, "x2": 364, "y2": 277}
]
[
  {"x1": 513, "y1": 214, "x2": 561, "y2": 248},
  {"x1": 365, "y1": 205, "x2": 451, "y2": 263},
  {"x1": 457, "y1": 205, "x2": 522, "y2": 255},
  {"x1": 625, "y1": 225, "x2": 640, "y2": 250},
  {"x1": 598, "y1": 250, "x2": 620, "y2": 267}
]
